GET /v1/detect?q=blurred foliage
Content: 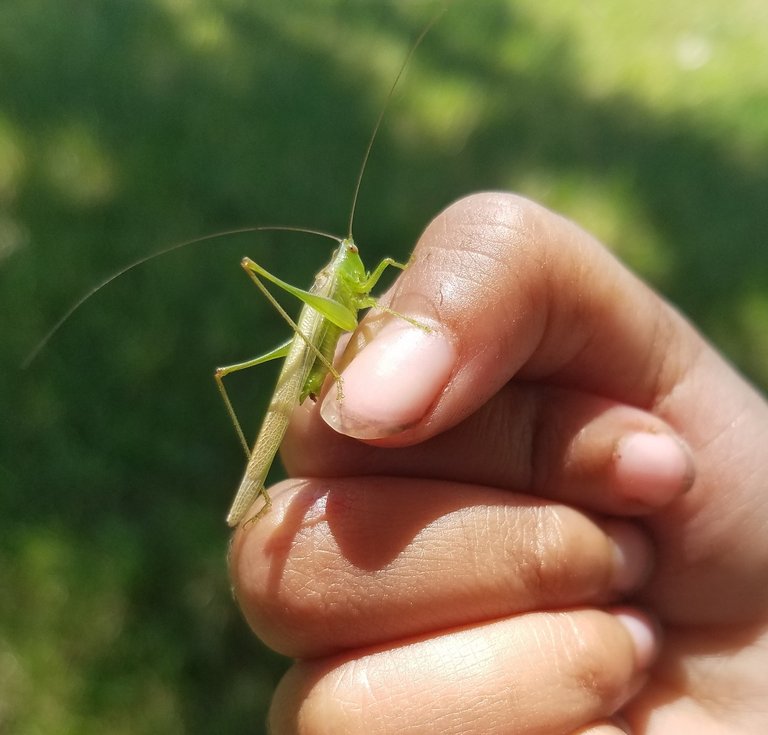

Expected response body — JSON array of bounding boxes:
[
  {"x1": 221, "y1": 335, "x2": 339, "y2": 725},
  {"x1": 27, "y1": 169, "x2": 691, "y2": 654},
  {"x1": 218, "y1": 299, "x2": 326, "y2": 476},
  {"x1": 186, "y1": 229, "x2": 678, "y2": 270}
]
[{"x1": 1, "y1": 0, "x2": 766, "y2": 732}]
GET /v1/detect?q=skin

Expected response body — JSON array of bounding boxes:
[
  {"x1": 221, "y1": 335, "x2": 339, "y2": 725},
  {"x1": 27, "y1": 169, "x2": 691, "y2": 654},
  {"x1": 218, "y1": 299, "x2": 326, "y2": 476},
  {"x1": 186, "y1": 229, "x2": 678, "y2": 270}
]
[{"x1": 230, "y1": 193, "x2": 768, "y2": 734}]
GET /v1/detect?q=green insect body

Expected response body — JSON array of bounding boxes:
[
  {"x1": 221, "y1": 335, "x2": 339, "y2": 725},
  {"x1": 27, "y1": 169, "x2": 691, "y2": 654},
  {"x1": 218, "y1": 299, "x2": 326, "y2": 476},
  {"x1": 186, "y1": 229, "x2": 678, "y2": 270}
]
[
  {"x1": 221, "y1": 14, "x2": 442, "y2": 527},
  {"x1": 222, "y1": 238, "x2": 410, "y2": 527},
  {"x1": 22, "y1": 12, "x2": 442, "y2": 529}
]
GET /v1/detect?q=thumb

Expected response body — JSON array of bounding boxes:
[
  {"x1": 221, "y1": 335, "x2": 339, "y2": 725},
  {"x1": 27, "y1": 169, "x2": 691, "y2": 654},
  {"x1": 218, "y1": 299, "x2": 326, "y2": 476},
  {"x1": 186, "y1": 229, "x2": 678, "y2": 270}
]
[{"x1": 321, "y1": 191, "x2": 699, "y2": 444}]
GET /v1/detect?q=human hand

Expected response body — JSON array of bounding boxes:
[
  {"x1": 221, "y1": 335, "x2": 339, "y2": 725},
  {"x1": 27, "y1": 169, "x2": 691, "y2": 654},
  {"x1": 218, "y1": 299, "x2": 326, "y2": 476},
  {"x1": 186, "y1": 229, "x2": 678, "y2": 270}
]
[{"x1": 231, "y1": 193, "x2": 768, "y2": 733}]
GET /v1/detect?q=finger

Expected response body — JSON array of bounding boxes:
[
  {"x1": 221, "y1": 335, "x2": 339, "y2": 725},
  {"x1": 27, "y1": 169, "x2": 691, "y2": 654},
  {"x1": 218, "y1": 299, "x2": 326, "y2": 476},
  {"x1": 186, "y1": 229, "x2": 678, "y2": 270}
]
[
  {"x1": 310, "y1": 192, "x2": 768, "y2": 626},
  {"x1": 319, "y1": 192, "x2": 704, "y2": 443},
  {"x1": 230, "y1": 477, "x2": 653, "y2": 657},
  {"x1": 285, "y1": 382, "x2": 694, "y2": 517},
  {"x1": 267, "y1": 608, "x2": 656, "y2": 735}
]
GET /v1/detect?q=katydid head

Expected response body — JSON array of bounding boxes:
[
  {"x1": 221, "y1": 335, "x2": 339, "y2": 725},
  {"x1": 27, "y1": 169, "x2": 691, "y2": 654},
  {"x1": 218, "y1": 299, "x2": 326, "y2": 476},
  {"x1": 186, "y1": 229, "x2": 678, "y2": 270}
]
[{"x1": 335, "y1": 237, "x2": 366, "y2": 283}]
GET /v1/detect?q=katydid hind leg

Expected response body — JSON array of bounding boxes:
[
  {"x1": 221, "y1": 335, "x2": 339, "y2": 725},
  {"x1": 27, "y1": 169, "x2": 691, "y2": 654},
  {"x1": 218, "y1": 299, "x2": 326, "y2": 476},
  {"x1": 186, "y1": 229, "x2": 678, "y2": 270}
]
[
  {"x1": 240, "y1": 258, "x2": 345, "y2": 382},
  {"x1": 241, "y1": 257, "x2": 357, "y2": 331}
]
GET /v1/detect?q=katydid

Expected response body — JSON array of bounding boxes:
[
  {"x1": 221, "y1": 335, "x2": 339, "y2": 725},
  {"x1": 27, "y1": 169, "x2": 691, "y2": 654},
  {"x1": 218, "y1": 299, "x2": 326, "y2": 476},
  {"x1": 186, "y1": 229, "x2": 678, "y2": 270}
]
[
  {"x1": 22, "y1": 12, "x2": 442, "y2": 527},
  {"x1": 221, "y1": 18, "x2": 440, "y2": 527},
  {"x1": 220, "y1": 241, "x2": 423, "y2": 527}
]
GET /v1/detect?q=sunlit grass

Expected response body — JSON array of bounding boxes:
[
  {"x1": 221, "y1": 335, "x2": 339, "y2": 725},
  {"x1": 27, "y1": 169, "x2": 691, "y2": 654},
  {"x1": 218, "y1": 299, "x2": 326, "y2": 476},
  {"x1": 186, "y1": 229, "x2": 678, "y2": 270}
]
[{"x1": 519, "y1": 1, "x2": 768, "y2": 123}]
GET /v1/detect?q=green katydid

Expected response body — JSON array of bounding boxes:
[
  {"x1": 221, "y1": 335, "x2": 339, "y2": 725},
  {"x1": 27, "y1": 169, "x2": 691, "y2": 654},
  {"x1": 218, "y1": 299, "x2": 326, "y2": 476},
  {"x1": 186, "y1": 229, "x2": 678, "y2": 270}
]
[
  {"x1": 220, "y1": 17, "x2": 441, "y2": 527},
  {"x1": 220, "y1": 239, "x2": 426, "y2": 527},
  {"x1": 23, "y1": 12, "x2": 442, "y2": 527}
]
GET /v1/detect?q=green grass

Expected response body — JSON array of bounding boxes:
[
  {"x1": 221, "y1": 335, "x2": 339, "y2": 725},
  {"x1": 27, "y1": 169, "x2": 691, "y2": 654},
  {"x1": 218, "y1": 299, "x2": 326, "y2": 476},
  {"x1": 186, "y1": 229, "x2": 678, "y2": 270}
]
[{"x1": 1, "y1": 1, "x2": 766, "y2": 732}]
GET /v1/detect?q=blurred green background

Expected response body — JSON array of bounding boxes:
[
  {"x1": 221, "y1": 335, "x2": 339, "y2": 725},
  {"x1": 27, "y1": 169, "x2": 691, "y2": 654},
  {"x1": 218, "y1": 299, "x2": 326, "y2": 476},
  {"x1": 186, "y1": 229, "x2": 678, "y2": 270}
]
[{"x1": 1, "y1": 0, "x2": 767, "y2": 732}]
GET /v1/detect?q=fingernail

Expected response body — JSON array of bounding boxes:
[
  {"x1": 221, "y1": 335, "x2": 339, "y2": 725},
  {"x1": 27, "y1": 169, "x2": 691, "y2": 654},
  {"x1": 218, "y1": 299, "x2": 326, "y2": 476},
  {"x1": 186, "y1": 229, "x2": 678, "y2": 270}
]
[
  {"x1": 604, "y1": 521, "x2": 653, "y2": 593},
  {"x1": 612, "y1": 608, "x2": 659, "y2": 670},
  {"x1": 321, "y1": 319, "x2": 455, "y2": 439},
  {"x1": 614, "y1": 432, "x2": 694, "y2": 506}
]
